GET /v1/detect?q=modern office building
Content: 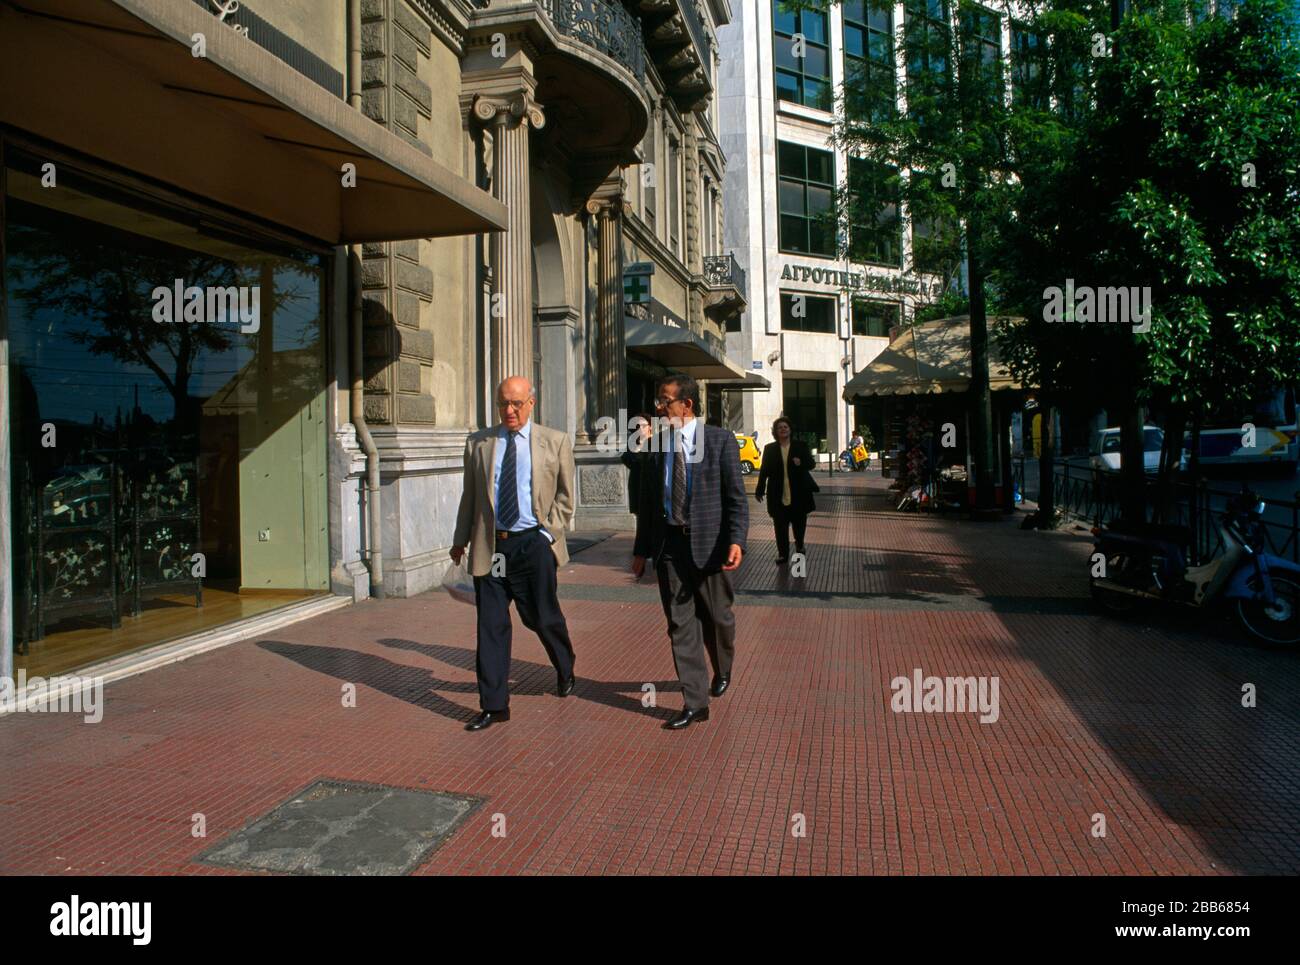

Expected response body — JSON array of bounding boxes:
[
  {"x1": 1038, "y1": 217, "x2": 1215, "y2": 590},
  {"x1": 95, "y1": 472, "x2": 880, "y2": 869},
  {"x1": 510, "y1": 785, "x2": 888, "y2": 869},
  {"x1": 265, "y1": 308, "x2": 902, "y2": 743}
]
[
  {"x1": 0, "y1": 0, "x2": 743, "y2": 681},
  {"x1": 716, "y1": 0, "x2": 997, "y2": 452}
]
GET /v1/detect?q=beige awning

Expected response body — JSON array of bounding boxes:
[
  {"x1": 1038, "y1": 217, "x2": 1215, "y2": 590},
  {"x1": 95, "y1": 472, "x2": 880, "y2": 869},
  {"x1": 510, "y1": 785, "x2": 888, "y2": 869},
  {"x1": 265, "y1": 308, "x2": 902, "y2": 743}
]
[
  {"x1": 842, "y1": 315, "x2": 1026, "y2": 401},
  {"x1": 0, "y1": 0, "x2": 508, "y2": 243},
  {"x1": 626, "y1": 315, "x2": 749, "y2": 381}
]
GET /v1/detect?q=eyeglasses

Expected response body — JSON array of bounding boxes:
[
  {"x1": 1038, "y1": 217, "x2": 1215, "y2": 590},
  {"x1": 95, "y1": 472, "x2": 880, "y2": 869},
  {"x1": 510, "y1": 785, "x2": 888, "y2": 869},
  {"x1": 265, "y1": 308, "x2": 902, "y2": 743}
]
[
  {"x1": 655, "y1": 396, "x2": 683, "y2": 409},
  {"x1": 497, "y1": 398, "x2": 532, "y2": 411}
]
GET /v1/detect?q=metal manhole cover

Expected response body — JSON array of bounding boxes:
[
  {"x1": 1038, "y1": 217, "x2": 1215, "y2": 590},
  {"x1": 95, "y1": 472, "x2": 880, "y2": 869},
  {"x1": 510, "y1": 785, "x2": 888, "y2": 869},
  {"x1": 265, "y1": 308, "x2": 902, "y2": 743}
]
[{"x1": 196, "y1": 779, "x2": 483, "y2": 876}]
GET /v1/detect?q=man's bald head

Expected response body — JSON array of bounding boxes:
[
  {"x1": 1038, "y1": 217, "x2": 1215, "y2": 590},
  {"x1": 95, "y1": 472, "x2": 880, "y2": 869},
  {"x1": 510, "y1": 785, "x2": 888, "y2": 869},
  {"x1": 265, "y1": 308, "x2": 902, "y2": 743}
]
[
  {"x1": 496, "y1": 375, "x2": 536, "y2": 428},
  {"x1": 498, "y1": 376, "x2": 534, "y2": 399}
]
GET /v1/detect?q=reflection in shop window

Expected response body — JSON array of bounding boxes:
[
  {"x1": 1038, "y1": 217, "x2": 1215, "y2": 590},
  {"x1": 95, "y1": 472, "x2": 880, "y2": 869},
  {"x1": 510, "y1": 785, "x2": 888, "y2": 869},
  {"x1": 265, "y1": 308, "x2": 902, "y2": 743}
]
[{"x1": 4, "y1": 149, "x2": 328, "y2": 674}]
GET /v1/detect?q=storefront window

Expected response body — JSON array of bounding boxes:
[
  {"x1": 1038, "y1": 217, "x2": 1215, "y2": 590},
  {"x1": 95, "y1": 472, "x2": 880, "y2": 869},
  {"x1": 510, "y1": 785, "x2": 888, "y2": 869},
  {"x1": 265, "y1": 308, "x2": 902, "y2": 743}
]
[{"x1": 4, "y1": 149, "x2": 328, "y2": 676}]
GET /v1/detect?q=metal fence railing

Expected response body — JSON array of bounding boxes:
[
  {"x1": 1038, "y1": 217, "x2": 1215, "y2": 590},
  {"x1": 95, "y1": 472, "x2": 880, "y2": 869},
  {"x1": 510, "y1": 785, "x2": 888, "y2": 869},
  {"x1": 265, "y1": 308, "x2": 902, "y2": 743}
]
[{"x1": 1048, "y1": 460, "x2": 1300, "y2": 565}]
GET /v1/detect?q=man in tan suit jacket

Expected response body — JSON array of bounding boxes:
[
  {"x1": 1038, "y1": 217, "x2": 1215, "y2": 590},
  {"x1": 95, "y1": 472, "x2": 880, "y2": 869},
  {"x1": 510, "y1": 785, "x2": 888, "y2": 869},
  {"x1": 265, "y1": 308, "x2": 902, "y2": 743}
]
[{"x1": 450, "y1": 376, "x2": 577, "y2": 731}]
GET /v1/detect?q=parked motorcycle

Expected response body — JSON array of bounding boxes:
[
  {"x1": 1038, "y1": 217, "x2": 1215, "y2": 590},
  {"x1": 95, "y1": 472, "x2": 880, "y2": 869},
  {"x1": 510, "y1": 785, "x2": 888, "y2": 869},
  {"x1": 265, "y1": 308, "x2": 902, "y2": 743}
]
[{"x1": 1089, "y1": 489, "x2": 1300, "y2": 647}]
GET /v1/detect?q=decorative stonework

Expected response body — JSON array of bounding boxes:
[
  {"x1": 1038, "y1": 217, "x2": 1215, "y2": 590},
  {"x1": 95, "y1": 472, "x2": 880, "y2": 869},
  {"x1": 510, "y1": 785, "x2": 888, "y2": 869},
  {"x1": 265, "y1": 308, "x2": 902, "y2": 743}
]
[
  {"x1": 579, "y1": 465, "x2": 626, "y2": 506},
  {"x1": 471, "y1": 92, "x2": 546, "y2": 131}
]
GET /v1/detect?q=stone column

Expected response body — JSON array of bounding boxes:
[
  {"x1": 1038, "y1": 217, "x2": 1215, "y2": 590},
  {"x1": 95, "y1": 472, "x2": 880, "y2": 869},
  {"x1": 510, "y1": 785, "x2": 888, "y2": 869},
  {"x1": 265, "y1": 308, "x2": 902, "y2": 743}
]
[
  {"x1": 684, "y1": 119, "x2": 704, "y2": 331},
  {"x1": 585, "y1": 196, "x2": 626, "y2": 427},
  {"x1": 473, "y1": 91, "x2": 544, "y2": 389}
]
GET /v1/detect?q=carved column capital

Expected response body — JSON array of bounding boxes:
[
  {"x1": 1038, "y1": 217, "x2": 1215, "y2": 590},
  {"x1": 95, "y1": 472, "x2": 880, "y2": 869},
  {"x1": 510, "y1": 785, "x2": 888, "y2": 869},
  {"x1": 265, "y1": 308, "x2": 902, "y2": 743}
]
[
  {"x1": 471, "y1": 92, "x2": 545, "y2": 130},
  {"x1": 584, "y1": 198, "x2": 622, "y2": 218}
]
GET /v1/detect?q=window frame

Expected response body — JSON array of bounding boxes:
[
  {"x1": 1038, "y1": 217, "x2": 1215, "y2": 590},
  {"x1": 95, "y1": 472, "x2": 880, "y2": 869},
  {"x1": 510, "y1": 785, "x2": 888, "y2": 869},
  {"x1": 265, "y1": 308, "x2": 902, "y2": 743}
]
[
  {"x1": 843, "y1": 1, "x2": 898, "y2": 124},
  {"x1": 773, "y1": 0, "x2": 833, "y2": 112},
  {"x1": 848, "y1": 156, "x2": 903, "y2": 268},
  {"x1": 777, "y1": 140, "x2": 837, "y2": 258},
  {"x1": 851, "y1": 298, "x2": 901, "y2": 337},
  {"x1": 779, "y1": 291, "x2": 839, "y2": 334}
]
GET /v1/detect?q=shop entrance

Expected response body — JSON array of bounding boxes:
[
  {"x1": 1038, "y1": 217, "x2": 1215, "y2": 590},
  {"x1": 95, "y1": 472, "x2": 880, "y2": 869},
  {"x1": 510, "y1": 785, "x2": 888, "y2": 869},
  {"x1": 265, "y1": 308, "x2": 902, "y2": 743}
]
[{"x1": 782, "y1": 376, "x2": 828, "y2": 450}]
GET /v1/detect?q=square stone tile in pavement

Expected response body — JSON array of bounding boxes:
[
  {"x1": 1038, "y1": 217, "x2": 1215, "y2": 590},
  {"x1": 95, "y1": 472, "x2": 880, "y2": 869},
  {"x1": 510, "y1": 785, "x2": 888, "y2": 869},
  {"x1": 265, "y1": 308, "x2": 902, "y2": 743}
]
[{"x1": 2, "y1": 473, "x2": 1297, "y2": 875}]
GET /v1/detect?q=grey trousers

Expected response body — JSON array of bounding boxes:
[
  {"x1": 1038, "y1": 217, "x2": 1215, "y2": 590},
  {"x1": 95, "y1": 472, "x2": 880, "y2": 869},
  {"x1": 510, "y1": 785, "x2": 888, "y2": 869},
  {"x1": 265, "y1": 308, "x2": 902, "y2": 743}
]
[{"x1": 655, "y1": 527, "x2": 736, "y2": 710}]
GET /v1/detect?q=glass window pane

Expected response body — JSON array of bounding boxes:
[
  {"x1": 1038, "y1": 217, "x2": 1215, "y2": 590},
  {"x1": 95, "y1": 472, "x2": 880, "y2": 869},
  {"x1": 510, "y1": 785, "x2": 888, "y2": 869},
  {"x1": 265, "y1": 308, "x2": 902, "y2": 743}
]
[
  {"x1": 807, "y1": 149, "x2": 835, "y2": 185},
  {"x1": 805, "y1": 79, "x2": 831, "y2": 111},
  {"x1": 779, "y1": 179, "x2": 805, "y2": 215},
  {"x1": 844, "y1": 0, "x2": 866, "y2": 24},
  {"x1": 845, "y1": 25, "x2": 865, "y2": 59},
  {"x1": 868, "y1": 2, "x2": 892, "y2": 32},
  {"x1": 780, "y1": 214, "x2": 808, "y2": 252},
  {"x1": 806, "y1": 184, "x2": 832, "y2": 216},
  {"x1": 809, "y1": 219, "x2": 835, "y2": 256},
  {"x1": 775, "y1": 70, "x2": 800, "y2": 103},
  {"x1": 802, "y1": 11, "x2": 827, "y2": 44},
  {"x1": 804, "y1": 45, "x2": 829, "y2": 79},
  {"x1": 776, "y1": 39, "x2": 800, "y2": 71},
  {"x1": 869, "y1": 29, "x2": 893, "y2": 61},
  {"x1": 778, "y1": 140, "x2": 806, "y2": 178},
  {"x1": 4, "y1": 150, "x2": 329, "y2": 661},
  {"x1": 773, "y1": 2, "x2": 797, "y2": 36}
]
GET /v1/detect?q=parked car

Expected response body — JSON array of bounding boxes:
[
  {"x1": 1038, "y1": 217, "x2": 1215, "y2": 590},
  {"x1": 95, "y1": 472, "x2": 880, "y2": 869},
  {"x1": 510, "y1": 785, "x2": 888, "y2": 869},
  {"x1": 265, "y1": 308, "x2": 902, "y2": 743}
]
[
  {"x1": 1089, "y1": 426, "x2": 1187, "y2": 475},
  {"x1": 734, "y1": 433, "x2": 762, "y2": 475}
]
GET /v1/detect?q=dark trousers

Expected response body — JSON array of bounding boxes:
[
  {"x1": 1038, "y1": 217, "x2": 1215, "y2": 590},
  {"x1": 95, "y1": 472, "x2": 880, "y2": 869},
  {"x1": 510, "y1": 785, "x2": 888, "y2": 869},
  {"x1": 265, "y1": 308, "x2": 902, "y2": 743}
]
[
  {"x1": 655, "y1": 526, "x2": 736, "y2": 710},
  {"x1": 772, "y1": 506, "x2": 808, "y2": 559},
  {"x1": 472, "y1": 529, "x2": 574, "y2": 711}
]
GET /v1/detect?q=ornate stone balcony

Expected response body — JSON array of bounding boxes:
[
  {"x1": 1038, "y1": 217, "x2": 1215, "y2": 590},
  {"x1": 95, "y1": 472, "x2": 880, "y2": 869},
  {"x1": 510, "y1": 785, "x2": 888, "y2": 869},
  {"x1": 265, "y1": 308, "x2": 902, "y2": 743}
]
[
  {"x1": 633, "y1": 0, "x2": 712, "y2": 111},
  {"x1": 466, "y1": 0, "x2": 652, "y2": 199},
  {"x1": 702, "y1": 252, "x2": 747, "y2": 323},
  {"x1": 540, "y1": 0, "x2": 646, "y2": 82}
]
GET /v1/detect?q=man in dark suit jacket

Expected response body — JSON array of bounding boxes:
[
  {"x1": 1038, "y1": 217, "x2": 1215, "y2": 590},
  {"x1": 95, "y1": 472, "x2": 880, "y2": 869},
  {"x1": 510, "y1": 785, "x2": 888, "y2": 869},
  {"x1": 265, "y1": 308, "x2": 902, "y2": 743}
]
[{"x1": 632, "y1": 374, "x2": 748, "y2": 729}]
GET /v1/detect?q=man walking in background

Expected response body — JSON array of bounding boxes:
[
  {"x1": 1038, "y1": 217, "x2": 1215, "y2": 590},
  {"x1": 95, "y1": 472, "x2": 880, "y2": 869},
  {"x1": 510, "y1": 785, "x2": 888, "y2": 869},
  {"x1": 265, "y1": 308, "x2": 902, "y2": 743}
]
[
  {"x1": 451, "y1": 376, "x2": 577, "y2": 732},
  {"x1": 632, "y1": 374, "x2": 747, "y2": 730}
]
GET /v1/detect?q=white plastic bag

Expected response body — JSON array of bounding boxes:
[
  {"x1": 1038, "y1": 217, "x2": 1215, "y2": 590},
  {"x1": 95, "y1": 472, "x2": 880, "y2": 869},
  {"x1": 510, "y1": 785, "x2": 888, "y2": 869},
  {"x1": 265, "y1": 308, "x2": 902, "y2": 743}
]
[{"x1": 441, "y1": 558, "x2": 476, "y2": 606}]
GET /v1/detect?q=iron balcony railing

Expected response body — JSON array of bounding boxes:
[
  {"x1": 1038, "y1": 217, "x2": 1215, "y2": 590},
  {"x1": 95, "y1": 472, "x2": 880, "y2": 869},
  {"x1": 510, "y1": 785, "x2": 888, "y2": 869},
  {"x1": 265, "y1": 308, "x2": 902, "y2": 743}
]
[
  {"x1": 703, "y1": 253, "x2": 748, "y2": 300},
  {"x1": 539, "y1": 0, "x2": 647, "y2": 82}
]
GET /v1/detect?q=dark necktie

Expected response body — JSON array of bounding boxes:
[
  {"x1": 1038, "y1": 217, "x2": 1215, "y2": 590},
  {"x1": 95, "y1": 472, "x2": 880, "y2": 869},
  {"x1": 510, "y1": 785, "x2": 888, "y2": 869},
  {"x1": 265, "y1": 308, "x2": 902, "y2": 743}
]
[
  {"x1": 498, "y1": 431, "x2": 519, "y2": 529},
  {"x1": 671, "y1": 432, "x2": 687, "y2": 525}
]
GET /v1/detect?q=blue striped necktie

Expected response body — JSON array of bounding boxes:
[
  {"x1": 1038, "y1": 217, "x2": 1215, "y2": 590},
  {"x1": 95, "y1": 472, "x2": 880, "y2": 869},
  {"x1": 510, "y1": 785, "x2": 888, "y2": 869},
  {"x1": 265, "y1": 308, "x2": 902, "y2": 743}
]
[{"x1": 498, "y1": 431, "x2": 520, "y2": 529}]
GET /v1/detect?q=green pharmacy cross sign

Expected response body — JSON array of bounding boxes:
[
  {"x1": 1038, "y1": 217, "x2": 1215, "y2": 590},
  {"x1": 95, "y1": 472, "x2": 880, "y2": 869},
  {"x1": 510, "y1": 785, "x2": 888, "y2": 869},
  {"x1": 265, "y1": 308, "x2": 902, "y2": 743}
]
[{"x1": 623, "y1": 262, "x2": 653, "y2": 304}]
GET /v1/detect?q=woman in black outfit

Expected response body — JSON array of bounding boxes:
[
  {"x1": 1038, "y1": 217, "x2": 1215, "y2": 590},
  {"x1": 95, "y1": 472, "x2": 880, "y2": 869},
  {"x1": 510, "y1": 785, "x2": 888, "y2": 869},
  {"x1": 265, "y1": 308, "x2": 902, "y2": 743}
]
[
  {"x1": 620, "y1": 412, "x2": 655, "y2": 510},
  {"x1": 755, "y1": 416, "x2": 820, "y2": 565}
]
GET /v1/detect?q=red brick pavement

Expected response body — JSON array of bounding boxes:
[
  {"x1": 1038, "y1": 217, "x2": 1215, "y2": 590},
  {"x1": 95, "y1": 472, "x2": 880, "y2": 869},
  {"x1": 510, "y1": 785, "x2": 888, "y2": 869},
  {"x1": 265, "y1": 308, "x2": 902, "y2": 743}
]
[{"x1": 2, "y1": 473, "x2": 1297, "y2": 875}]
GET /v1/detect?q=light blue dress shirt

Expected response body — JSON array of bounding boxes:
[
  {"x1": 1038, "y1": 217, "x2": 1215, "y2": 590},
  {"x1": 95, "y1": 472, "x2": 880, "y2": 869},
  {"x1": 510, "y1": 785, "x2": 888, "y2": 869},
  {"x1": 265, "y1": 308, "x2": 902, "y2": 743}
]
[
  {"x1": 493, "y1": 420, "x2": 539, "y2": 532},
  {"x1": 662, "y1": 417, "x2": 698, "y2": 519}
]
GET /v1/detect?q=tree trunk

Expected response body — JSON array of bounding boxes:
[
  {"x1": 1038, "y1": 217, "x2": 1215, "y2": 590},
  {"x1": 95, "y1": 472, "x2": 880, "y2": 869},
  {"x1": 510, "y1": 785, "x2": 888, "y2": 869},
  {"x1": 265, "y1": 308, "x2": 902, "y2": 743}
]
[
  {"x1": 1120, "y1": 400, "x2": 1147, "y2": 522},
  {"x1": 966, "y1": 228, "x2": 997, "y2": 518},
  {"x1": 1155, "y1": 403, "x2": 1186, "y2": 524}
]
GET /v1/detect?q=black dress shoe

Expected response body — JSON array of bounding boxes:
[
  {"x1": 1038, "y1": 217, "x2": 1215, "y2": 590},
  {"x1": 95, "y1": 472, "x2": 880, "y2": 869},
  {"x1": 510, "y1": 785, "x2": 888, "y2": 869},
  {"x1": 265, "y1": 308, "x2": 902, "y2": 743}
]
[
  {"x1": 710, "y1": 675, "x2": 730, "y2": 698},
  {"x1": 775, "y1": 557, "x2": 788, "y2": 566},
  {"x1": 557, "y1": 672, "x2": 576, "y2": 697},
  {"x1": 465, "y1": 709, "x2": 509, "y2": 731},
  {"x1": 663, "y1": 706, "x2": 710, "y2": 730}
]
